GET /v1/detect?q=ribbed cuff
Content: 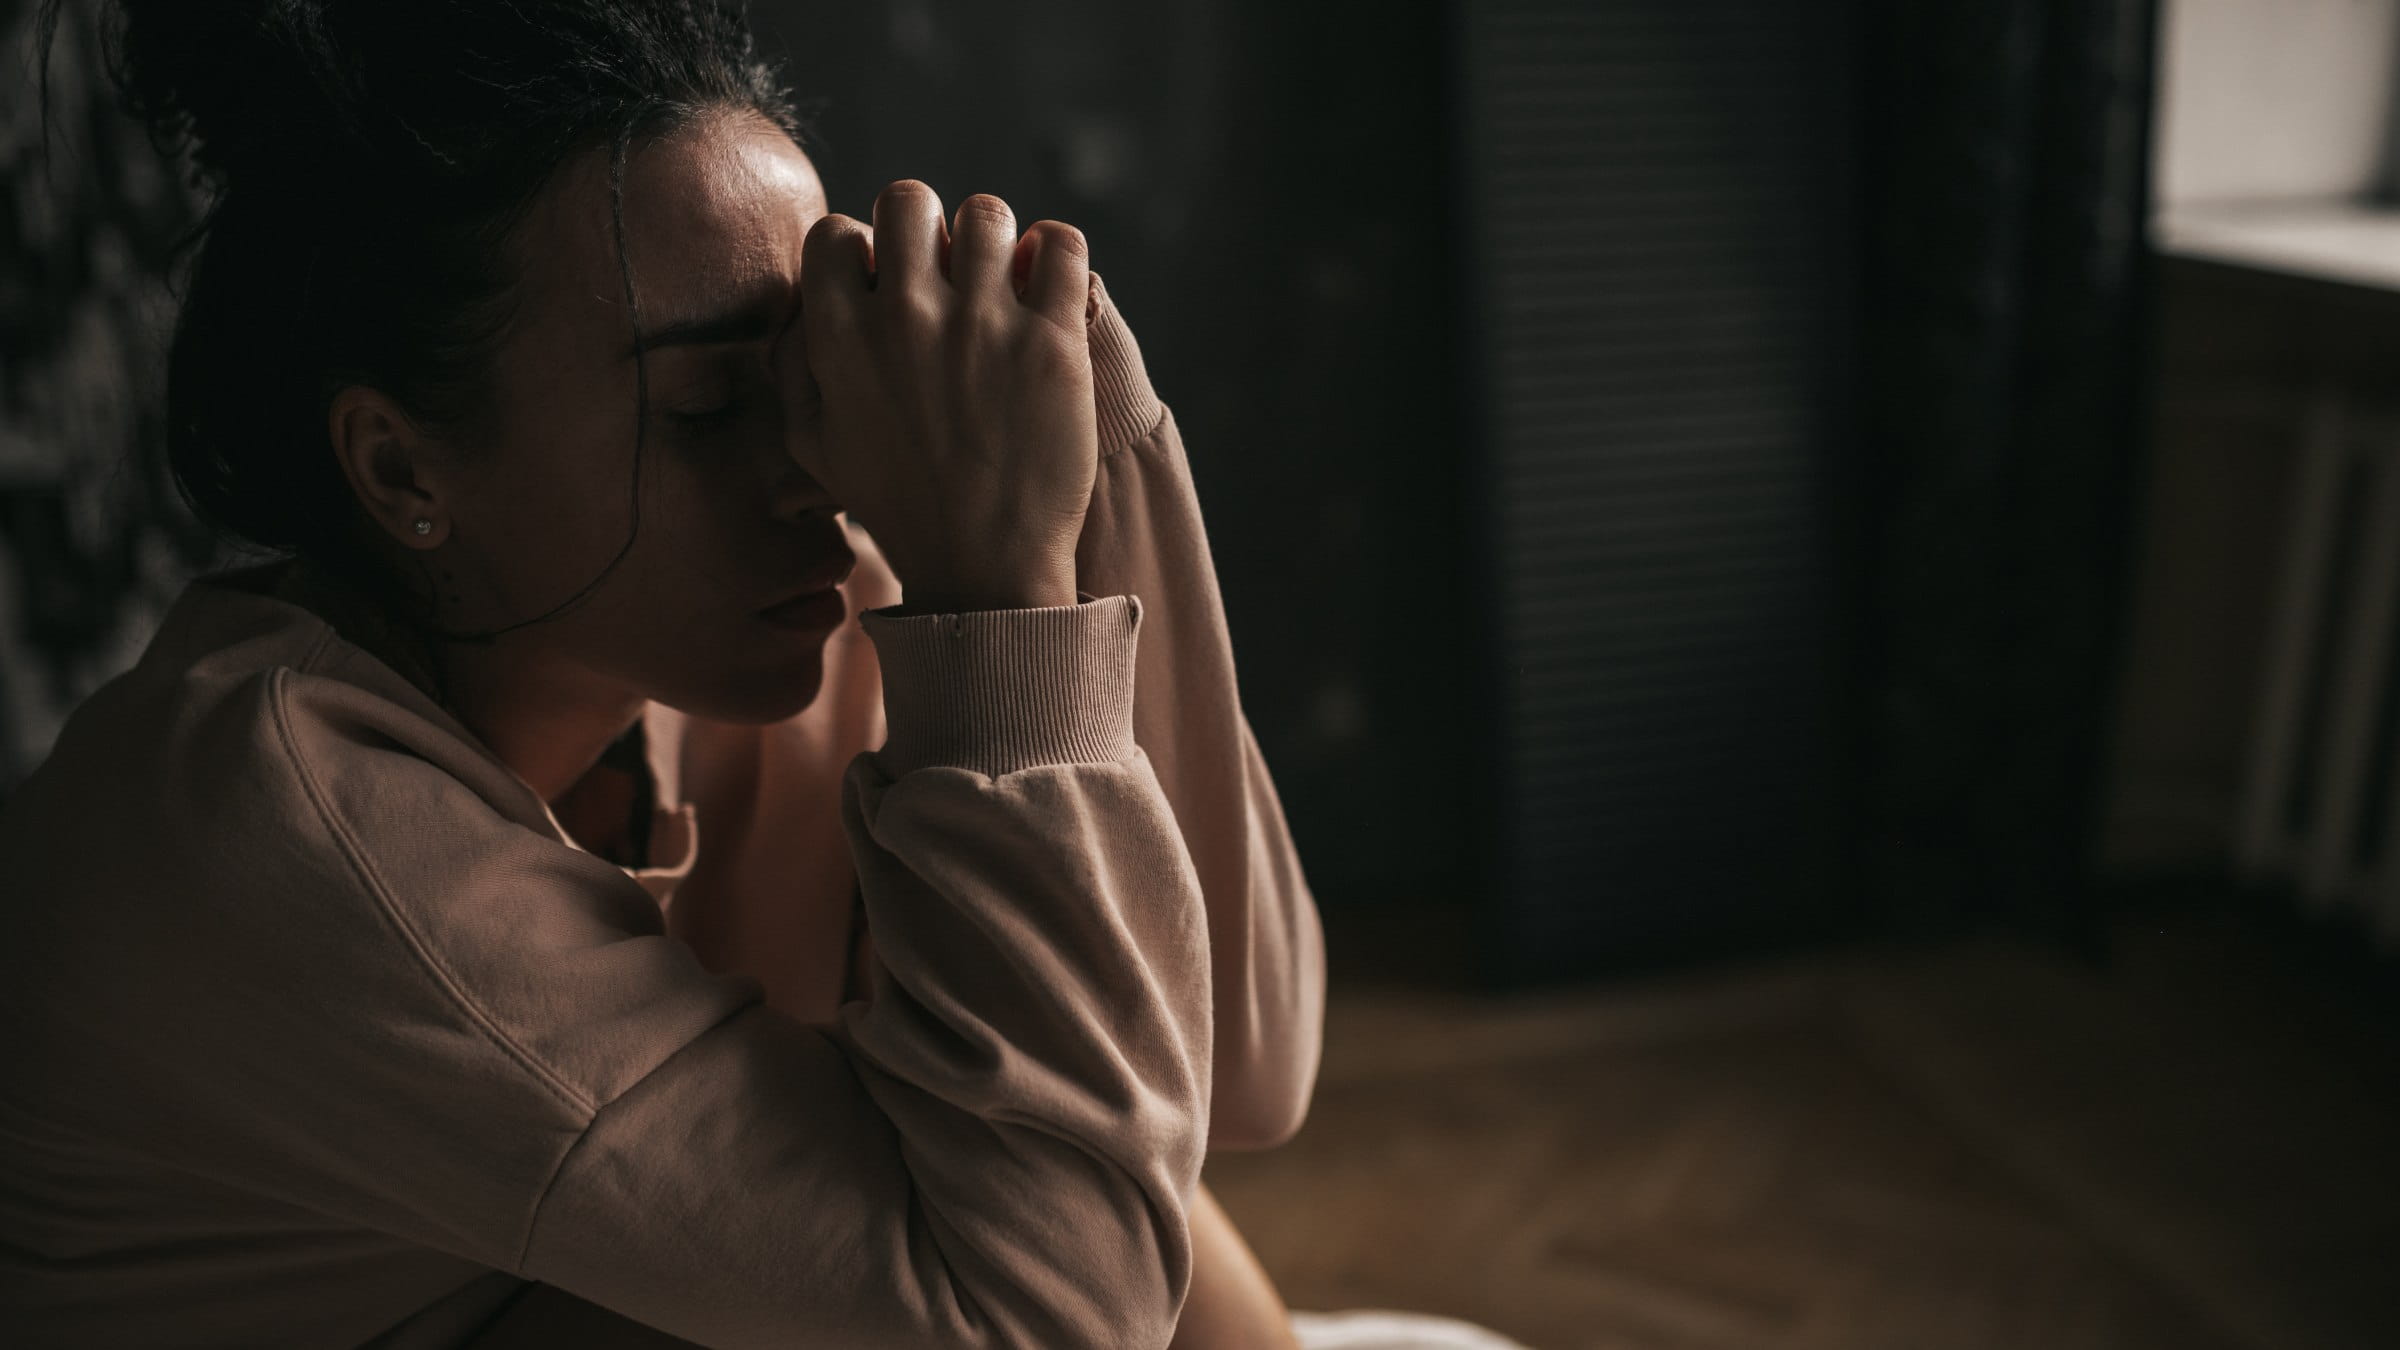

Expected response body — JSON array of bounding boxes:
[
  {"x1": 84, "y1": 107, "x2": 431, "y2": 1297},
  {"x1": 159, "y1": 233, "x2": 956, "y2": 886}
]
[
  {"x1": 859, "y1": 592, "x2": 1145, "y2": 778},
  {"x1": 1088, "y1": 272, "x2": 1165, "y2": 453}
]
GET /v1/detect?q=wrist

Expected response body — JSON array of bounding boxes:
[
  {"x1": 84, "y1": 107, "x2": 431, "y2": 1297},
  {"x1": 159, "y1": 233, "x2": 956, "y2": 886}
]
[{"x1": 891, "y1": 580, "x2": 1078, "y2": 615}]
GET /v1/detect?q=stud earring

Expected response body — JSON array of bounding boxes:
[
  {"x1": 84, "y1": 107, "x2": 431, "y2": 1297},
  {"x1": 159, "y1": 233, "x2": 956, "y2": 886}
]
[{"x1": 413, "y1": 519, "x2": 433, "y2": 536}]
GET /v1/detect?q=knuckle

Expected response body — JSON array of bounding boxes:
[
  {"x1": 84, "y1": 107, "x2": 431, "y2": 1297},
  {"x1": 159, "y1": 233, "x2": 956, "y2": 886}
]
[
  {"x1": 880, "y1": 178, "x2": 938, "y2": 208},
  {"x1": 957, "y1": 193, "x2": 1014, "y2": 227},
  {"x1": 1028, "y1": 220, "x2": 1088, "y2": 259},
  {"x1": 803, "y1": 213, "x2": 863, "y2": 250}
]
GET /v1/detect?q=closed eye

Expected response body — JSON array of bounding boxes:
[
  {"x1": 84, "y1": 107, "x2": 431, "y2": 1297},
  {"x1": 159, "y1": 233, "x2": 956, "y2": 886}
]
[
  {"x1": 652, "y1": 396, "x2": 750, "y2": 440},
  {"x1": 667, "y1": 399, "x2": 741, "y2": 424}
]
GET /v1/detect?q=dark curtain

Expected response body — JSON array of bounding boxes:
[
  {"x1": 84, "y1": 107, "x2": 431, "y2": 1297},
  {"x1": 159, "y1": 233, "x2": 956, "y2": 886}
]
[
  {"x1": 1448, "y1": 0, "x2": 1863, "y2": 987},
  {"x1": 1852, "y1": 0, "x2": 2162, "y2": 947}
]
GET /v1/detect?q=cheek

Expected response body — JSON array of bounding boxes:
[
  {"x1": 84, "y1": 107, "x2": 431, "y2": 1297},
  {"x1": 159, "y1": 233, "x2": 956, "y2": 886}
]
[
  {"x1": 464, "y1": 416, "x2": 644, "y2": 599},
  {"x1": 610, "y1": 445, "x2": 782, "y2": 618},
  {"x1": 621, "y1": 459, "x2": 746, "y2": 595}
]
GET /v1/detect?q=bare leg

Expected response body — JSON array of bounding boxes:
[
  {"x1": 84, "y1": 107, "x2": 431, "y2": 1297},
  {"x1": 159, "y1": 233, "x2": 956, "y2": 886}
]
[{"x1": 1170, "y1": 1179, "x2": 1303, "y2": 1350}]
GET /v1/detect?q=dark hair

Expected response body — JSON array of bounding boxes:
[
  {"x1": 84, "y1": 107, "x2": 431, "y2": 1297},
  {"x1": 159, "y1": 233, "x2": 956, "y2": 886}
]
[{"x1": 36, "y1": 0, "x2": 815, "y2": 642}]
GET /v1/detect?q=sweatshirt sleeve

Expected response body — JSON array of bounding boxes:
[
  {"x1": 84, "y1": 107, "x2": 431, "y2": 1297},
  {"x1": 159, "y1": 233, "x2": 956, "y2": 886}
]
[
  {"x1": 1072, "y1": 273, "x2": 1328, "y2": 1151},
  {"x1": 527, "y1": 592, "x2": 1214, "y2": 1349},
  {"x1": 172, "y1": 593, "x2": 1213, "y2": 1349}
]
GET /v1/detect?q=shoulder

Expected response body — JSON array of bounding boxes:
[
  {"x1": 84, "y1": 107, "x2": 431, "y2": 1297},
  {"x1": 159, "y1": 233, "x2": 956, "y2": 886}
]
[
  {"x1": 226, "y1": 658, "x2": 761, "y2": 1111},
  {"x1": 10, "y1": 596, "x2": 526, "y2": 917},
  {"x1": 4, "y1": 590, "x2": 757, "y2": 1131}
]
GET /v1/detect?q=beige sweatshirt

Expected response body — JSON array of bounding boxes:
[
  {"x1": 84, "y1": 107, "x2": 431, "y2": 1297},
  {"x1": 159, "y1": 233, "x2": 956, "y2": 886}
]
[{"x1": 0, "y1": 276, "x2": 1327, "y2": 1349}]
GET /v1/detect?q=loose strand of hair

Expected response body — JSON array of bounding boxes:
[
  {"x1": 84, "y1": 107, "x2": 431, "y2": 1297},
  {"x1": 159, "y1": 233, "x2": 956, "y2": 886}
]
[{"x1": 444, "y1": 114, "x2": 651, "y2": 645}]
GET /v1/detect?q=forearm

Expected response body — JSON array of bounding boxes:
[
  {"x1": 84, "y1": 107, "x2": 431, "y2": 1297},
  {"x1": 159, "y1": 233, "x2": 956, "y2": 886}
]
[
  {"x1": 1168, "y1": 1181, "x2": 1303, "y2": 1350},
  {"x1": 1071, "y1": 282, "x2": 1327, "y2": 1148}
]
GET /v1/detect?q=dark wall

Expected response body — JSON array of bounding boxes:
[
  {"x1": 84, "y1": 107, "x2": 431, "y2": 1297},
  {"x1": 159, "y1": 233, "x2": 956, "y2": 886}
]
[
  {"x1": 1, "y1": 0, "x2": 1477, "y2": 920},
  {"x1": 750, "y1": 0, "x2": 1476, "y2": 918},
  {"x1": 0, "y1": 0, "x2": 213, "y2": 789}
]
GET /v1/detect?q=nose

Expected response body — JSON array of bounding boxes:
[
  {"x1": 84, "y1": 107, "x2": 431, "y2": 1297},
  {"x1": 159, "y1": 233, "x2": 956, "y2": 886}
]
[{"x1": 766, "y1": 451, "x2": 841, "y2": 521}]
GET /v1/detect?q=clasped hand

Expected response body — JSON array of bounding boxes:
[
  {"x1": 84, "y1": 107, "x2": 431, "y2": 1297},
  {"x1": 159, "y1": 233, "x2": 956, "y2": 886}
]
[{"x1": 784, "y1": 180, "x2": 1098, "y2": 614}]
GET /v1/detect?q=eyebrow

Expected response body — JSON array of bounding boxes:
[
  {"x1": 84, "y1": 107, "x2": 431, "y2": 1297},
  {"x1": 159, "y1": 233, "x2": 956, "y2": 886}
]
[{"x1": 623, "y1": 285, "x2": 797, "y2": 360}]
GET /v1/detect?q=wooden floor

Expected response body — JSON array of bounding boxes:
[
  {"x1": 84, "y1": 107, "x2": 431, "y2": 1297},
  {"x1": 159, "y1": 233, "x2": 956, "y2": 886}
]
[{"x1": 1204, "y1": 908, "x2": 2400, "y2": 1350}]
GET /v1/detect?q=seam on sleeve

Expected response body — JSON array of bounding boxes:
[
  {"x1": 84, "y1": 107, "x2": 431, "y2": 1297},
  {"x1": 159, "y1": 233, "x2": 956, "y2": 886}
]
[
  {"x1": 513, "y1": 996, "x2": 764, "y2": 1274},
  {"x1": 267, "y1": 666, "x2": 597, "y2": 1120},
  {"x1": 1136, "y1": 398, "x2": 1171, "y2": 451},
  {"x1": 515, "y1": 1088, "x2": 598, "y2": 1275},
  {"x1": 1100, "y1": 399, "x2": 1170, "y2": 463}
]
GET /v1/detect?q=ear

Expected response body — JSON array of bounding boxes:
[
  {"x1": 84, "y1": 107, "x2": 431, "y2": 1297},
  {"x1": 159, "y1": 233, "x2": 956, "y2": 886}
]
[{"x1": 329, "y1": 385, "x2": 449, "y2": 549}]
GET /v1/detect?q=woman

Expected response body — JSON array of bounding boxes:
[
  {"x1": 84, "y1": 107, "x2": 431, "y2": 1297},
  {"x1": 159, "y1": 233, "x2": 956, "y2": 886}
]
[{"x1": 2, "y1": 1, "x2": 1327, "y2": 1345}]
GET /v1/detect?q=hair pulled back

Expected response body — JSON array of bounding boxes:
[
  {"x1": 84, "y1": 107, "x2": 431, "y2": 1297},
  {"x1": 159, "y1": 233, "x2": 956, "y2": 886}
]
[{"x1": 37, "y1": 0, "x2": 811, "y2": 634}]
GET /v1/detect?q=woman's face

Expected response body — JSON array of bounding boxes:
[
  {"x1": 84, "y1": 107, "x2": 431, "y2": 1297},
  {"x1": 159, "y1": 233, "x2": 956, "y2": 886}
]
[{"x1": 414, "y1": 109, "x2": 848, "y2": 726}]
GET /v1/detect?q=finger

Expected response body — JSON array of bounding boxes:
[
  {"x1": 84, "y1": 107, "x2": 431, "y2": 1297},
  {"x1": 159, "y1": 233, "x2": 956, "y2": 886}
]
[
  {"x1": 799, "y1": 213, "x2": 872, "y2": 336},
  {"x1": 1017, "y1": 220, "x2": 1089, "y2": 323},
  {"x1": 870, "y1": 179, "x2": 946, "y2": 298},
  {"x1": 949, "y1": 193, "x2": 1017, "y2": 300},
  {"x1": 1010, "y1": 232, "x2": 1038, "y2": 297}
]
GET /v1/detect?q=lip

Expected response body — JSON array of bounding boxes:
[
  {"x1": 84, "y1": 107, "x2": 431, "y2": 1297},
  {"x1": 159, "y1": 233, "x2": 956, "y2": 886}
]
[
  {"x1": 757, "y1": 550, "x2": 857, "y2": 630},
  {"x1": 761, "y1": 550, "x2": 857, "y2": 609}
]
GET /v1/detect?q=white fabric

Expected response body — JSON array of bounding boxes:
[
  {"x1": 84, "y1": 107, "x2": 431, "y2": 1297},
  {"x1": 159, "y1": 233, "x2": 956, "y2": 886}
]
[{"x1": 1289, "y1": 1308, "x2": 1539, "y2": 1349}]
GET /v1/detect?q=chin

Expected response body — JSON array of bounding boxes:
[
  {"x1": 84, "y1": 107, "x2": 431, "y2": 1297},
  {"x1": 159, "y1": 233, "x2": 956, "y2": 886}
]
[{"x1": 662, "y1": 647, "x2": 828, "y2": 726}]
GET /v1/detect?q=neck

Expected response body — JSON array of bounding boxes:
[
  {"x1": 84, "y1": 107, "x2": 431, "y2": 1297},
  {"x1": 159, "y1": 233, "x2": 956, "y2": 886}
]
[
  {"x1": 271, "y1": 555, "x2": 643, "y2": 806},
  {"x1": 434, "y1": 639, "x2": 647, "y2": 806}
]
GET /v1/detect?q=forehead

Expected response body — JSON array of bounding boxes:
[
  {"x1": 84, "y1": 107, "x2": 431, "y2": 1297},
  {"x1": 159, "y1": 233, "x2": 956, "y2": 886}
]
[{"x1": 517, "y1": 111, "x2": 826, "y2": 349}]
